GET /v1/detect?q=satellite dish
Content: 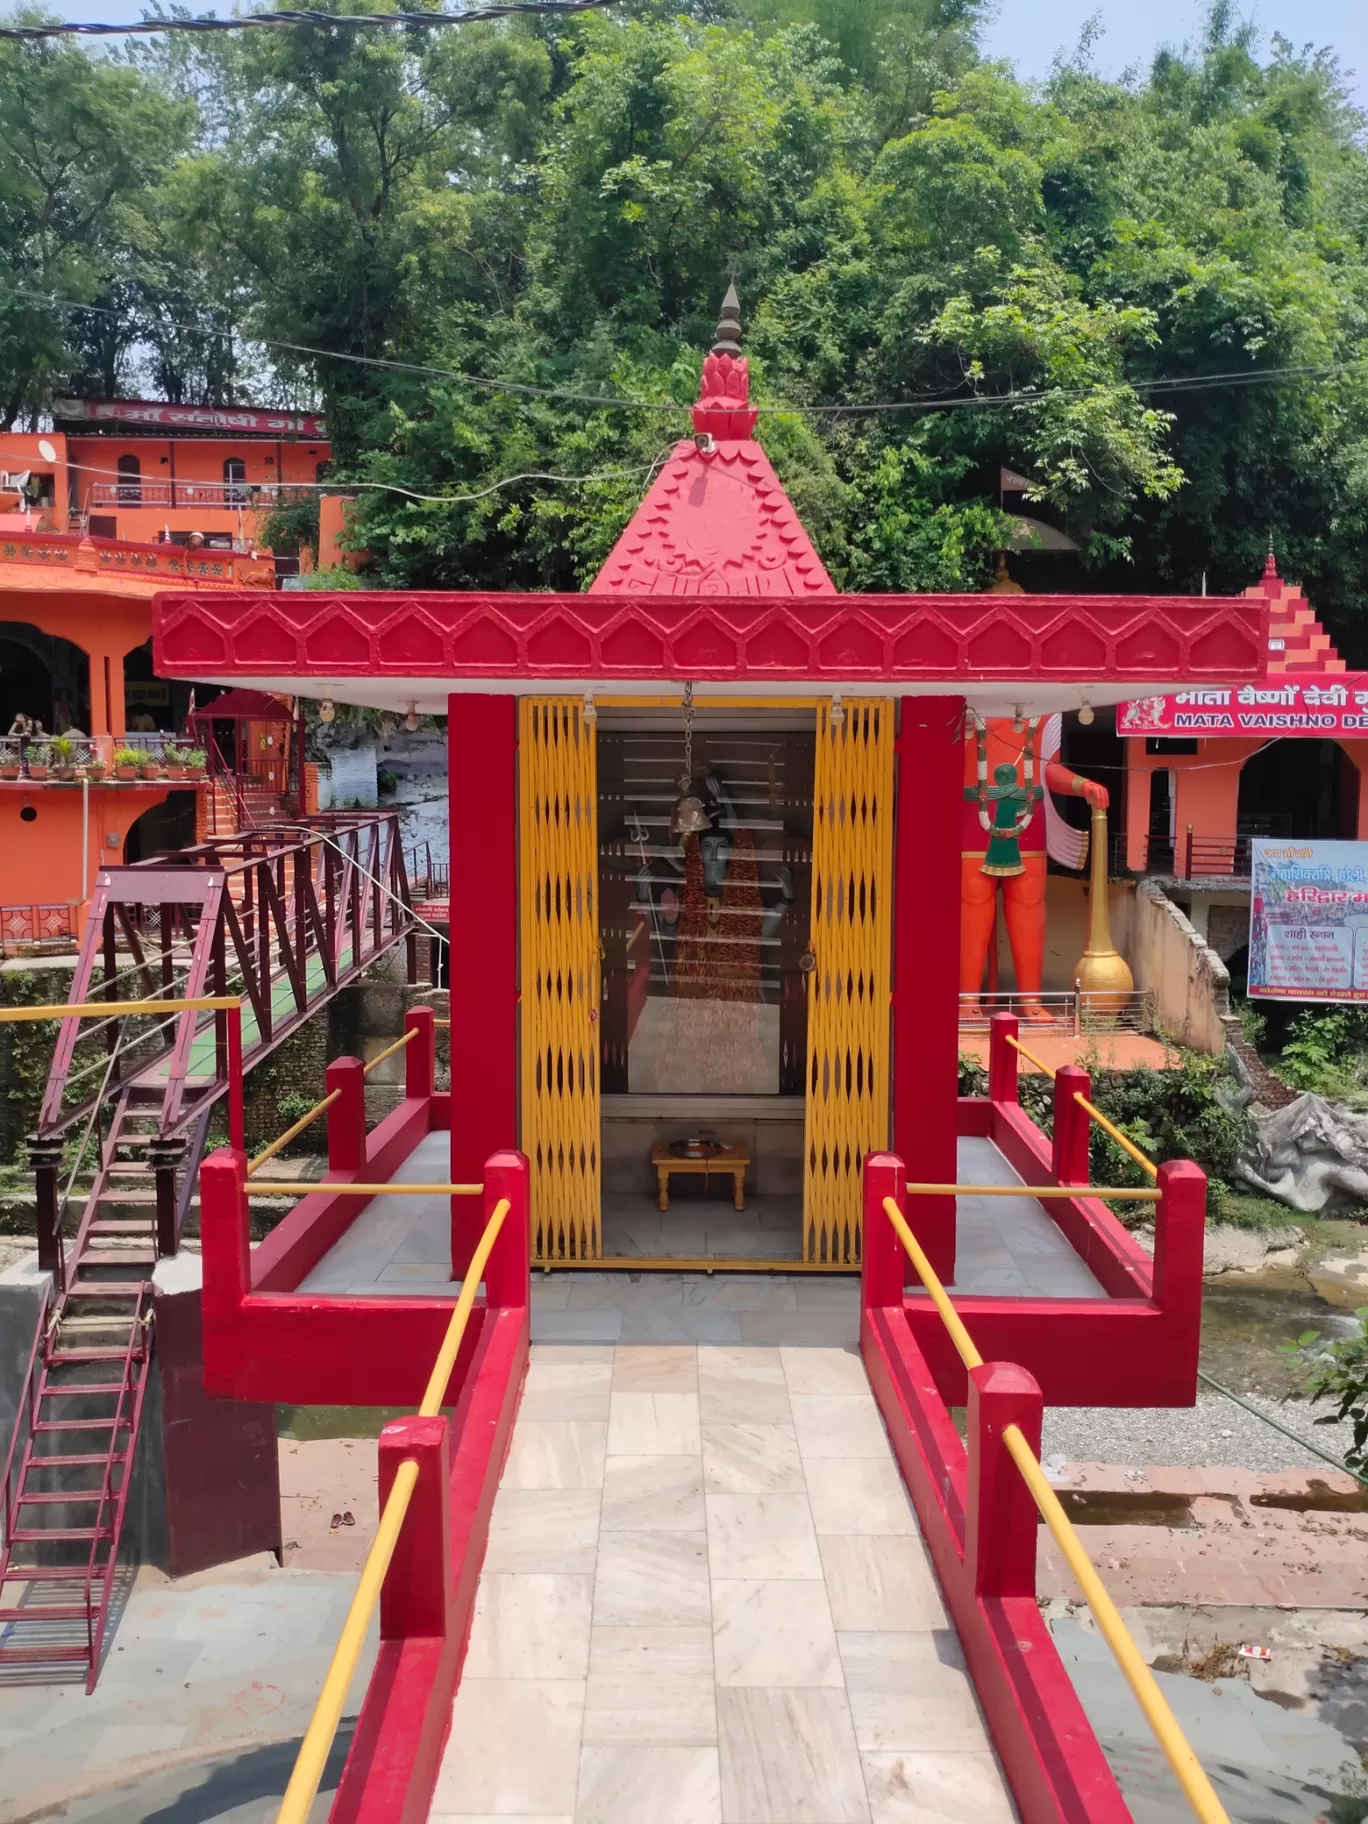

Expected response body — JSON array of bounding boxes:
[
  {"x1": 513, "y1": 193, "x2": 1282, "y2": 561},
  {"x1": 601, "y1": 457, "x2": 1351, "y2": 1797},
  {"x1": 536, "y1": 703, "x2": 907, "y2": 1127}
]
[{"x1": 38, "y1": 439, "x2": 57, "y2": 463}]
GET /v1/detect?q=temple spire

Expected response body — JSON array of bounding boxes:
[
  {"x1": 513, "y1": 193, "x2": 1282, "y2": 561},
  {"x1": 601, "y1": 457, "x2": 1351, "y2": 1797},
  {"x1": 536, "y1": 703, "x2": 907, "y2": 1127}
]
[{"x1": 711, "y1": 283, "x2": 743, "y2": 358}]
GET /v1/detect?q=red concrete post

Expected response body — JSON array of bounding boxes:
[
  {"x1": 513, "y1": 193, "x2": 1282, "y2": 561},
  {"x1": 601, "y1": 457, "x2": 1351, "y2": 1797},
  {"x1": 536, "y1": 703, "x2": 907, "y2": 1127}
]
[
  {"x1": 1051, "y1": 1065, "x2": 1091, "y2": 1185},
  {"x1": 326, "y1": 1056, "x2": 366, "y2": 1175},
  {"x1": 892, "y1": 698, "x2": 962, "y2": 1286},
  {"x1": 966, "y1": 1361, "x2": 1043, "y2": 1599},
  {"x1": 198, "y1": 1148, "x2": 251, "y2": 1396},
  {"x1": 481, "y1": 1149, "x2": 530, "y2": 1311},
  {"x1": 987, "y1": 1011, "x2": 1019, "y2": 1107},
  {"x1": 1152, "y1": 1159, "x2": 1206, "y2": 1395},
  {"x1": 378, "y1": 1415, "x2": 451, "y2": 1641},
  {"x1": 448, "y1": 695, "x2": 519, "y2": 1198},
  {"x1": 861, "y1": 1152, "x2": 907, "y2": 1311},
  {"x1": 404, "y1": 1004, "x2": 435, "y2": 1101}
]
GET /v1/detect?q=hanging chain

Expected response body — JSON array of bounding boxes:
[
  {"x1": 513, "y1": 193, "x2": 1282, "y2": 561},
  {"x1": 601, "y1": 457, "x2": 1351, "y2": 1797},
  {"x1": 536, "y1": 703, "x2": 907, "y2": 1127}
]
[{"x1": 681, "y1": 680, "x2": 694, "y2": 786}]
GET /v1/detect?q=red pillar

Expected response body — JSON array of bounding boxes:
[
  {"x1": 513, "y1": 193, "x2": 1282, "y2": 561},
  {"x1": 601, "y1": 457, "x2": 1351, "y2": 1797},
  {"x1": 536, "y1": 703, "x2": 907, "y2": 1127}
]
[
  {"x1": 1051, "y1": 1065, "x2": 1091, "y2": 1185},
  {"x1": 448, "y1": 695, "x2": 519, "y2": 1270},
  {"x1": 892, "y1": 696, "x2": 963, "y2": 1285},
  {"x1": 966, "y1": 1361, "x2": 1043, "y2": 1598},
  {"x1": 861, "y1": 1152, "x2": 907, "y2": 1309},
  {"x1": 326, "y1": 1056, "x2": 366, "y2": 1175},
  {"x1": 377, "y1": 1415, "x2": 451, "y2": 1641}
]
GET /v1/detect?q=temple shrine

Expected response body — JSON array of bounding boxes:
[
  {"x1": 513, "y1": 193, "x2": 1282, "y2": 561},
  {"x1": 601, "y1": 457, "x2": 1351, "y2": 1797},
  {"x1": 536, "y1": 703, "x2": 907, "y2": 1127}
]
[{"x1": 152, "y1": 289, "x2": 1266, "y2": 1270}]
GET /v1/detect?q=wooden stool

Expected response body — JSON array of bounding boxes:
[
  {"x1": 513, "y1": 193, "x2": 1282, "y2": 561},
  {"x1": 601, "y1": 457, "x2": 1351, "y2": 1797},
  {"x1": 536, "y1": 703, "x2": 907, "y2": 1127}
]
[{"x1": 650, "y1": 1144, "x2": 749, "y2": 1213}]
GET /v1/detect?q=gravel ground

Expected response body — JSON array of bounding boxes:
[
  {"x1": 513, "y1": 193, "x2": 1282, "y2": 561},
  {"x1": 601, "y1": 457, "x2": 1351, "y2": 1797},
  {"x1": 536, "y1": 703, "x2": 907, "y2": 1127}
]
[{"x1": 1042, "y1": 1389, "x2": 1357, "y2": 1474}]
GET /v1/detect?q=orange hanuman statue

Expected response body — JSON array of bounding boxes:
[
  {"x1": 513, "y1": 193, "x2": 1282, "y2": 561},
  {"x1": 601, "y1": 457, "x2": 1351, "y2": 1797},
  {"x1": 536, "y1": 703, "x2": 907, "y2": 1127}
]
[{"x1": 960, "y1": 713, "x2": 1109, "y2": 1020}]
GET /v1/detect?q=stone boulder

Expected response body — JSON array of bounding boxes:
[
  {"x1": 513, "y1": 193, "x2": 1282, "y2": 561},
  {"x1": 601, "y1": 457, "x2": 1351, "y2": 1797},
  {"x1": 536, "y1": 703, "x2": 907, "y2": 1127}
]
[{"x1": 1237, "y1": 1093, "x2": 1368, "y2": 1213}]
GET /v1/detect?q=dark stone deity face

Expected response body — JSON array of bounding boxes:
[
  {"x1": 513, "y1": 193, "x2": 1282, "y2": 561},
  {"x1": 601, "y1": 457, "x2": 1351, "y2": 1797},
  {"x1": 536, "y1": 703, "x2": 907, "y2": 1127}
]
[{"x1": 698, "y1": 829, "x2": 733, "y2": 896}]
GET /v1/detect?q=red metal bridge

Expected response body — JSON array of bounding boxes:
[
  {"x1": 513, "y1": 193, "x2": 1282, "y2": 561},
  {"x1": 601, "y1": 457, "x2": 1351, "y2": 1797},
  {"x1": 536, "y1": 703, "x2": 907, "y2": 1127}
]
[{"x1": 0, "y1": 812, "x2": 418, "y2": 1688}]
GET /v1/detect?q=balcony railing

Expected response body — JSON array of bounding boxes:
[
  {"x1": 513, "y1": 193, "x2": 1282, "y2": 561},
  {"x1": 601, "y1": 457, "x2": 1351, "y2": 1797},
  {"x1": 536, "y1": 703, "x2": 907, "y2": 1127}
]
[
  {"x1": 1115, "y1": 831, "x2": 1274, "y2": 880},
  {"x1": 88, "y1": 480, "x2": 305, "y2": 510},
  {"x1": 0, "y1": 735, "x2": 205, "y2": 782},
  {"x1": 958, "y1": 988, "x2": 1156, "y2": 1035}
]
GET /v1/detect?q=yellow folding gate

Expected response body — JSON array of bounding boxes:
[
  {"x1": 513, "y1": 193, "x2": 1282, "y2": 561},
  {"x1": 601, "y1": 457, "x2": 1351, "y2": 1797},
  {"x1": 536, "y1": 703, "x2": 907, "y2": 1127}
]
[
  {"x1": 803, "y1": 699, "x2": 895, "y2": 1264},
  {"x1": 519, "y1": 697, "x2": 601, "y2": 1262}
]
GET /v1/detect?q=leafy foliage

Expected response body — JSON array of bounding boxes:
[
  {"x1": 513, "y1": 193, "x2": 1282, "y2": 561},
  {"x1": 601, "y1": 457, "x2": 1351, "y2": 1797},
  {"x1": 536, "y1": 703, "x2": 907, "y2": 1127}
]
[
  {"x1": 1276, "y1": 1005, "x2": 1368, "y2": 1106},
  {"x1": 1288, "y1": 1309, "x2": 1368, "y2": 1478},
  {"x1": 3, "y1": 4, "x2": 1368, "y2": 642},
  {"x1": 958, "y1": 1043, "x2": 1254, "y2": 1215}
]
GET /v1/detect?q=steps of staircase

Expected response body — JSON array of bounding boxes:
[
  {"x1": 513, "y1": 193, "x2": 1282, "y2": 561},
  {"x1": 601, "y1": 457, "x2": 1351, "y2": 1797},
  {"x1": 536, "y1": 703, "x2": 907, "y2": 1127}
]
[
  {"x1": 0, "y1": 1643, "x2": 91, "y2": 1665},
  {"x1": 64, "y1": 1285, "x2": 148, "y2": 1299},
  {"x1": 9, "y1": 1526, "x2": 112, "y2": 1543},
  {"x1": 29, "y1": 1452, "x2": 127, "y2": 1469},
  {"x1": 38, "y1": 1387, "x2": 125, "y2": 1402},
  {"x1": 34, "y1": 1417, "x2": 127, "y2": 1432},
  {"x1": 89, "y1": 1219, "x2": 158, "y2": 1232},
  {"x1": 47, "y1": 1349, "x2": 139, "y2": 1364},
  {"x1": 0, "y1": 1604, "x2": 90, "y2": 1623},
  {"x1": 2, "y1": 1564, "x2": 104, "y2": 1581},
  {"x1": 17, "y1": 1490, "x2": 113, "y2": 1506}
]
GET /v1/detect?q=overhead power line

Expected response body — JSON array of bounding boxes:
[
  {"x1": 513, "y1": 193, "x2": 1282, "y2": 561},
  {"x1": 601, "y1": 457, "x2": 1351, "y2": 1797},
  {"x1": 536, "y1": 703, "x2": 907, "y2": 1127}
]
[
  {"x1": 16, "y1": 285, "x2": 1368, "y2": 421},
  {"x1": 0, "y1": 0, "x2": 613, "y2": 41}
]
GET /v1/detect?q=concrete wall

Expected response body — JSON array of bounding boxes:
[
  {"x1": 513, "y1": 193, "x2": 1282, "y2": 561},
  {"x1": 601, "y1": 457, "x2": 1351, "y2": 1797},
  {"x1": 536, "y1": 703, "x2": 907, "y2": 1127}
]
[
  {"x1": 990, "y1": 875, "x2": 1132, "y2": 993},
  {"x1": 1114, "y1": 880, "x2": 1230, "y2": 1052}
]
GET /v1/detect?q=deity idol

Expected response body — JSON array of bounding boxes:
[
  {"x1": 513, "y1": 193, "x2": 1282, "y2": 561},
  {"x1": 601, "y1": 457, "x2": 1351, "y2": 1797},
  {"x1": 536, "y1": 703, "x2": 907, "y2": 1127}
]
[{"x1": 960, "y1": 712, "x2": 1109, "y2": 1021}]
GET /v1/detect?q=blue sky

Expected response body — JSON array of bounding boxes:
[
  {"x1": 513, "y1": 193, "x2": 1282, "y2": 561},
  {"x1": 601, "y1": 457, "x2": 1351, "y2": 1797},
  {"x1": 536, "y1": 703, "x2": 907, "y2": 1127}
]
[
  {"x1": 8, "y1": 0, "x2": 1367, "y2": 108},
  {"x1": 983, "y1": 0, "x2": 1365, "y2": 102}
]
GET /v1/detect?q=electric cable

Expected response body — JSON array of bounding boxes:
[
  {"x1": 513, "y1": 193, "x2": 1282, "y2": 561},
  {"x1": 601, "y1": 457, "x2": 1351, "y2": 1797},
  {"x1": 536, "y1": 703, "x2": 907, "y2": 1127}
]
[
  {"x1": 0, "y1": 0, "x2": 616, "y2": 42},
  {"x1": 1196, "y1": 1368, "x2": 1367, "y2": 1488},
  {"x1": 16, "y1": 286, "x2": 1368, "y2": 422}
]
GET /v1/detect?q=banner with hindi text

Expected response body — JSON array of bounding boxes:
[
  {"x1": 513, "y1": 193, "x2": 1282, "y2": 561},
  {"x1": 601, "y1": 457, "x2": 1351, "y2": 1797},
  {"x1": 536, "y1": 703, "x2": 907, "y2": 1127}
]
[{"x1": 1249, "y1": 840, "x2": 1368, "y2": 1003}]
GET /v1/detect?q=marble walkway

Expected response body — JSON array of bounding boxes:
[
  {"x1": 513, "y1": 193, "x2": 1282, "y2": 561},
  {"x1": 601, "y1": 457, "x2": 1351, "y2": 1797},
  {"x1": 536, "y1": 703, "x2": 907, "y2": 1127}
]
[{"x1": 427, "y1": 1343, "x2": 1015, "y2": 1824}]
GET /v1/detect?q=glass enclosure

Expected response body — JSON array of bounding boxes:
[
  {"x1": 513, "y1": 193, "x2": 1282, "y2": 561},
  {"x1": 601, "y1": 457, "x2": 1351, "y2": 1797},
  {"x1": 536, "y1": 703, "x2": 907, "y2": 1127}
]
[{"x1": 598, "y1": 710, "x2": 815, "y2": 1096}]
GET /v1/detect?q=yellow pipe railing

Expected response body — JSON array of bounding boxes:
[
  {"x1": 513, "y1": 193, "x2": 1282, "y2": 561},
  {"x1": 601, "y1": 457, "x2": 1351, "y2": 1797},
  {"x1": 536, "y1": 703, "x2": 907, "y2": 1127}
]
[
  {"x1": 1002, "y1": 1029, "x2": 1161, "y2": 1181},
  {"x1": 905, "y1": 1181, "x2": 1159, "y2": 1203},
  {"x1": 275, "y1": 1192, "x2": 509, "y2": 1824},
  {"x1": 0, "y1": 994, "x2": 241, "y2": 1022},
  {"x1": 1003, "y1": 1031, "x2": 1055, "y2": 1077},
  {"x1": 362, "y1": 1027, "x2": 418, "y2": 1076},
  {"x1": 252, "y1": 1181, "x2": 483, "y2": 1197},
  {"x1": 1073, "y1": 1095, "x2": 1160, "y2": 1181},
  {"x1": 246, "y1": 1089, "x2": 342, "y2": 1177},
  {"x1": 880, "y1": 1194, "x2": 1229, "y2": 1824}
]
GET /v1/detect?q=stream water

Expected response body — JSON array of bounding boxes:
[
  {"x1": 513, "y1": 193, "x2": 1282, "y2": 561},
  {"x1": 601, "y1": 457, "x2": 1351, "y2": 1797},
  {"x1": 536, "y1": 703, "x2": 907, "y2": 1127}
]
[{"x1": 1200, "y1": 1270, "x2": 1360, "y2": 1400}]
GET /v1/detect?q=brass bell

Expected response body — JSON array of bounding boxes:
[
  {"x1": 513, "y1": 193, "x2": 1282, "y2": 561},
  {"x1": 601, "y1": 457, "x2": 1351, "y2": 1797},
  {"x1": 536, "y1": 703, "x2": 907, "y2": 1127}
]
[{"x1": 669, "y1": 779, "x2": 711, "y2": 841}]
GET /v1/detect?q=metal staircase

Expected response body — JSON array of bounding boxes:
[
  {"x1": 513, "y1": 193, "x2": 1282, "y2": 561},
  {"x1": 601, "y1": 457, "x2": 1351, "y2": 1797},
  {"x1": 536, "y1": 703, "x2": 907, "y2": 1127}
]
[
  {"x1": 0, "y1": 813, "x2": 416, "y2": 1687},
  {"x1": 0, "y1": 1095, "x2": 204, "y2": 1687}
]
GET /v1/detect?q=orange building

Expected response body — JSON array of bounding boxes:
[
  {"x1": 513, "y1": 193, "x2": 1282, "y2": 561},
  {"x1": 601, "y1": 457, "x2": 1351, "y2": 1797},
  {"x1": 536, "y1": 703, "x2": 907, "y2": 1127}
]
[
  {"x1": 1114, "y1": 553, "x2": 1368, "y2": 987},
  {"x1": 0, "y1": 526, "x2": 276, "y2": 946},
  {"x1": 0, "y1": 397, "x2": 330, "y2": 576}
]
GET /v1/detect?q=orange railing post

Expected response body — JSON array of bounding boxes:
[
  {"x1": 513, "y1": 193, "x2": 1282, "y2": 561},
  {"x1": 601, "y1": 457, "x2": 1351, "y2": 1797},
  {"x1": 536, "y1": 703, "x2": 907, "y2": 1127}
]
[
  {"x1": 987, "y1": 1010, "x2": 1019, "y2": 1107},
  {"x1": 326, "y1": 1057, "x2": 366, "y2": 1175},
  {"x1": 404, "y1": 1005, "x2": 435, "y2": 1100},
  {"x1": 861, "y1": 1153, "x2": 907, "y2": 1310},
  {"x1": 967, "y1": 1361, "x2": 1043, "y2": 1599},
  {"x1": 1051, "y1": 1064, "x2": 1092, "y2": 1185}
]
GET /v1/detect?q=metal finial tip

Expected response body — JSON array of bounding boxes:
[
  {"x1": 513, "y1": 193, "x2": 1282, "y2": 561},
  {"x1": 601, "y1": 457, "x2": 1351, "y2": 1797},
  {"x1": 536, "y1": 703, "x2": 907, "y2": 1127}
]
[{"x1": 711, "y1": 282, "x2": 743, "y2": 357}]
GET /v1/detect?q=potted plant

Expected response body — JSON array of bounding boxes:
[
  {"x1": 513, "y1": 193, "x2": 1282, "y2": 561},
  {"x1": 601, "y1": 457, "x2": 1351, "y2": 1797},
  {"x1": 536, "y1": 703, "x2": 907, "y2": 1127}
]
[
  {"x1": 137, "y1": 751, "x2": 162, "y2": 780},
  {"x1": 25, "y1": 743, "x2": 49, "y2": 780},
  {"x1": 164, "y1": 748, "x2": 187, "y2": 781},
  {"x1": 50, "y1": 735, "x2": 77, "y2": 781},
  {"x1": 86, "y1": 754, "x2": 107, "y2": 781},
  {"x1": 0, "y1": 753, "x2": 20, "y2": 781},
  {"x1": 113, "y1": 746, "x2": 140, "y2": 781},
  {"x1": 181, "y1": 746, "x2": 208, "y2": 779}
]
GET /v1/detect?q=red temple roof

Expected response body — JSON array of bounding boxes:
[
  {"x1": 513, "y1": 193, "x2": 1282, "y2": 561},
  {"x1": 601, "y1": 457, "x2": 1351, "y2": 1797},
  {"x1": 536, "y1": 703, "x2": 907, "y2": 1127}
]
[{"x1": 590, "y1": 288, "x2": 834, "y2": 598}]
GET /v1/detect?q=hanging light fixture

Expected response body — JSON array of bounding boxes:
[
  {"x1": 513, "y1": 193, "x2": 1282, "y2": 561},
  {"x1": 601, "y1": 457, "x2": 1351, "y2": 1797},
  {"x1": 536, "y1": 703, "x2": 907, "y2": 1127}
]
[
  {"x1": 404, "y1": 700, "x2": 420, "y2": 733},
  {"x1": 319, "y1": 696, "x2": 336, "y2": 724},
  {"x1": 669, "y1": 682, "x2": 711, "y2": 841},
  {"x1": 582, "y1": 690, "x2": 597, "y2": 727}
]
